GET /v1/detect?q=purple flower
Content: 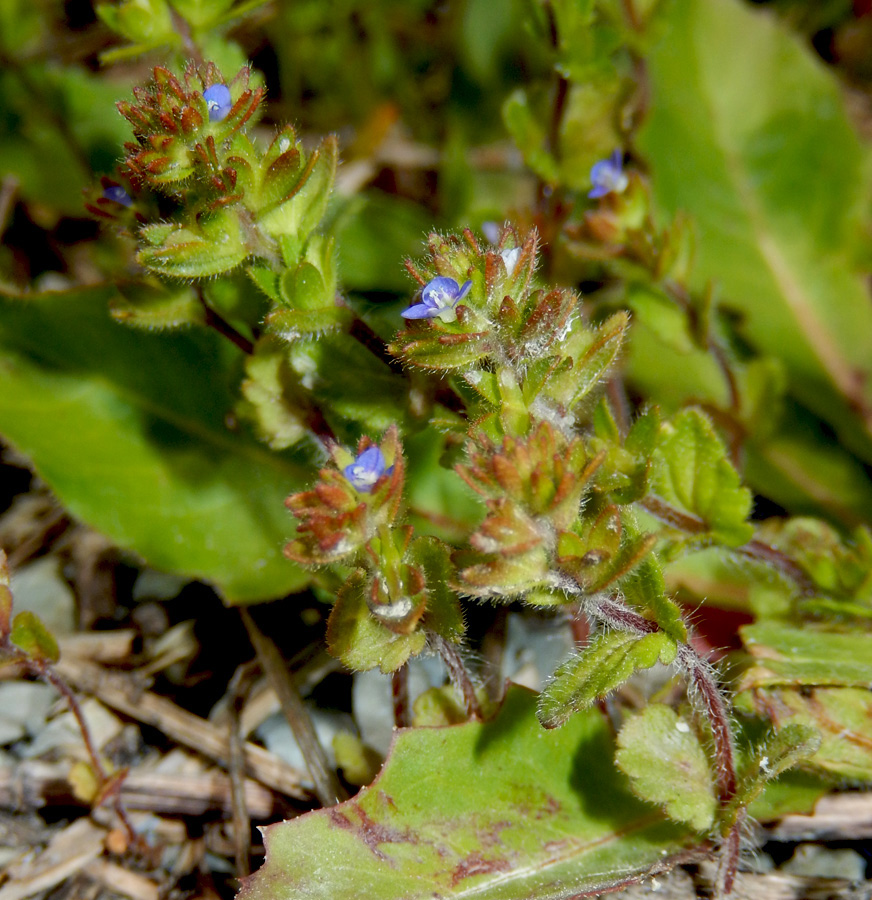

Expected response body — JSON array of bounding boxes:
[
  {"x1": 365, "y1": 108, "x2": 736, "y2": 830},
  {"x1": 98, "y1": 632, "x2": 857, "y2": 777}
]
[
  {"x1": 344, "y1": 447, "x2": 392, "y2": 493},
  {"x1": 102, "y1": 185, "x2": 132, "y2": 207},
  {"x1": 401, "y1": 276, "x2": 472, "y2": 324},
  {"x1": 588, "y1": 150, "x2": 628, "y2": 199},
  {"x1": 203, "y1": 84, "x2": 233, "y2": 122}
]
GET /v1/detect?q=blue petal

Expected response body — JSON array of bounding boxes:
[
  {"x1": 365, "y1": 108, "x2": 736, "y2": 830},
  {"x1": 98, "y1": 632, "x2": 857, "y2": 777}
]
[
  {"x1": 401, "y1": 302, "x2": 438, "y2": 319},
  {"x1": 102, "y1": 185, "x2": 132, "y2": 207},
  {"x1": 204, "y1": 84, "x2": 233, "y2": 122},
  {"x1": 422, "y1": 276, "x2": 461, "y2": 303}
]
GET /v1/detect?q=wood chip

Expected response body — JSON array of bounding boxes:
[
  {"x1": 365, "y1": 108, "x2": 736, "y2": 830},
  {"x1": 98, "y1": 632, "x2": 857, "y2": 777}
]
[
  {"x1": 0, "y1": 761, "x2": 282, "y2": 819},
  {"x1": 55, "y1": 656, "x2": 310, "y2": 800},
  {"x1": 83, "y1": 859, "x2": 159, "y2": 900},
  {"x1": 0, "y1": 818, "x2": 104, "y2": 900},
  {"x1": 768, "y1": 792, "x2": 872, "y2": 841}
]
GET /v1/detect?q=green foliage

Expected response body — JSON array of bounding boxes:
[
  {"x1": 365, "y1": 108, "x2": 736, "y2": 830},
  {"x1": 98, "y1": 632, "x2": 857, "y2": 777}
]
[
  {"x1": 2, "y1": 0, "x2": 872, "y2": 894},
  {"x1": 638, "y1": 0, "x2": 872, "y2": 477},
  {"x1": 538, "y1": 631, "x2": 676, "y2": 728},
  {"x1": 0, "y1": 287, "x2": 309, "y2": 603},
  {"x1": 239, "y1": 688, "x2": 696, "y2": 900},
  {"x1": 9, "y1": 610, "x2": 60, "y2": 664},
  {"x1": 650, "y1": 408, "x2": 754, "y2": 546},
  {"x1": 616, "y1": 704, "x2": 717, "y2": 833}
]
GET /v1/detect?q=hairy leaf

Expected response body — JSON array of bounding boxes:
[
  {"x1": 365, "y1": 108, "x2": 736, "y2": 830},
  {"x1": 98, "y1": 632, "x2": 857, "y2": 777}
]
[
  {"x1": 651, "y1": 408, "x2": 753, "y2": 545},
  {"x1": 538, "y1": 631, "x2": 676, "y2": 729},
  {"x1": 616, "y1": 704, "x2": 717, "y2": 833}
]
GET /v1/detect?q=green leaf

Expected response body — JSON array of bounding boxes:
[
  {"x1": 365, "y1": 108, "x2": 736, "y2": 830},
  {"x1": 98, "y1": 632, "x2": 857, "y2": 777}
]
[
  {"x1": 138, "y1": 211, "x2": 250, "y2": 278},
  {"x1": 0, "y1": 287, "x2": 310, "y2": 603},
  {"x1": 621, "y1": 555, "x2": 687, "y2": 644},
  {"x1": 616, "y1": 704, "x2": 717, "y2": 833},
  {"x1": 741, "y1": 686, "x2": 872, "y2": 782},
  {"x1": 730, "y1": 723, "x2": 821, "y2": 816},
  {"x1": 651, "y1": 408, "x2": 753, "y2": 545},
  {"x1": 109, "y1": 282, "x2": 203, "y2": 330},
  {"x1": 408, "y1": 536, "x2": 465, "y2": 642},
  {"x1": 259, "y1": 136, "x2": 338, "y2": 242},
  {"x1": 240, "y1": 687, "x2": 697, "y2": 900},
  {"x1": 738, "y1": 621, "x2": 872, "y2": 689},
  {"x1": 639, "y1": 0, "x2": 872, "y2": 463},
  {"x1": 538, "y1": 631, "x2": 676, "y2": 729},
  {"x1": 326, "y1": 570, "x2": 426, "y2": 673},
  {"x1": 10, "y1": 610, "x2": 59, "y2": 663}
]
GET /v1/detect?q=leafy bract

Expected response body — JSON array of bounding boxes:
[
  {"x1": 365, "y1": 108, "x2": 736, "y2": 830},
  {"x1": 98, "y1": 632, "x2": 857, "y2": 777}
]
[
  {"x1": 539, "y1": 631, "x2": 677, "y2": 729},
  {"x1": 639, "y1": 0, "x2": 872, "y2": 463},
  {"x1": 0, "y1": 287, "x2": 310, "y2": 603},
  {"x1": 650, "y1": 408, "x2": 753, "y2": 545},
  {"x1": 240, "y1": 688, "x2": 696, "y2": 900},
  {"x1": 616, "y1": 705, "x2": 716, "y2": 833}
]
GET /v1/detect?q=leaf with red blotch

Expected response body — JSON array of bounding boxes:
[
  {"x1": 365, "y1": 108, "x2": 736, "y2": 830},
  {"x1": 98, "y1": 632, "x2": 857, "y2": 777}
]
[{"x1": 238, "y1": 687, "x2": 699, "y2": 900}]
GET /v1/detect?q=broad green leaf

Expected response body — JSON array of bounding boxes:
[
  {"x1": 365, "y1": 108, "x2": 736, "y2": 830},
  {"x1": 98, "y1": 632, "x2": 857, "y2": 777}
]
[
  {"x1": 616, "y1": 704, "x2": 717, "y2": 833},
  {"x1": 639, "y1": 0, "x2": 872, "y2": 463},
  {"x1": 10, "y1": 610, "x2": 59, "y2": 663},
  {"x1": 738, "y1": 622, "x2": 872, "y2": 689},
  {"x1": 0, "y1": 287, "x2": 310, "y2": 603},
  {"x1": 240, "y1": 687, "x2": 696, "y2": 900},
  {"x1": 741, "y1": 687, "x2": 872, "y2": 782},
  {"x1": 538, "y1": 631, "x2": 676, "y2": 729},
  {"x1": 651, "y1": 408, "x2": 753, "y2": 545}
]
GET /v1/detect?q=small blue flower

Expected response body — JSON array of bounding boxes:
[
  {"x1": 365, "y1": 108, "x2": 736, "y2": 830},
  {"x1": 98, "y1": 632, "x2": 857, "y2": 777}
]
[
  {"x1": 588, "y1": 150, "x2": 628, "y2": 199},
  {"x1": 203, "y1": 84, "x2": 233, "y2": 122},
  {"x1": 102, "y1": 185, "x2": 132, "y2": 207},
  {"x1": 344, "y1": 446, "x2": 392, "y2": 493},
  {"x1": 401, "y1": 276, "x2": 472, "y2": 324}
]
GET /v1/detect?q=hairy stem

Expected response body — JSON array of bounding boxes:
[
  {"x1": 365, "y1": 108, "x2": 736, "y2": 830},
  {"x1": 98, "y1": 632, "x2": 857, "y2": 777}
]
[
  {"x1": 640, "y1": 494, "x2": 815, "y2": 595},
  {"x1": 391, "y1": 665, "x2": 410, "y2": 729},
  {"x1": 431, "y1": 634, "x2": 482, "y2": 720}
]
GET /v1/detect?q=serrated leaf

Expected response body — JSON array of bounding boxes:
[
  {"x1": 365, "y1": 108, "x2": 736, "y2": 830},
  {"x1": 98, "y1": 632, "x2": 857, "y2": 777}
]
[
  {"x1": 538, "y1": 631, "x2": 676, "y2": 729},
  {"x1": 651, "y1": 408, "x2": 753, "y2": 545},
  {"x1": 616, "y1": 704, "x2": 717, "y2": 833},
  {"x1": 0, "y1": 287, "x2": 310, "y2": 603},
  {"x1": 138, "y1": 211, "x2": 249, "y2": 278},
  {"x1": 240, "y1": 687, "x2": 696, "y2": 900},
  {"x1": 326, "y1": 570, "x2": 426, "y2": 673},
  {"x1": 640, "y1": 0, "x2": 872, "y2": 463},
  {"x1": 621, "y1": 555, "x2": 687, "y2": 644},
  {"x1": 10, "y1": 610, "x2": 59, "y2": 663}
]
